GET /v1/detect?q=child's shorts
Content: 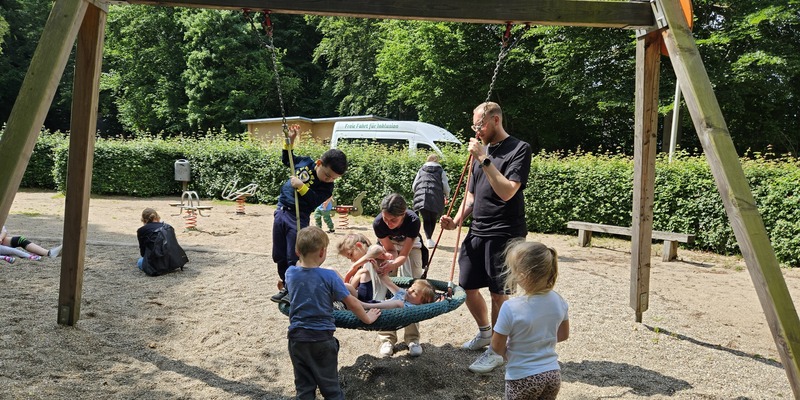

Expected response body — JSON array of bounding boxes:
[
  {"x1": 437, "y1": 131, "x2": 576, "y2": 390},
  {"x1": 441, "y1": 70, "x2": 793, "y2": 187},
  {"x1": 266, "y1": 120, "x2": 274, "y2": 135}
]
[{"x1": 357, "y1": 280, "x2": 374, "y2": 302}]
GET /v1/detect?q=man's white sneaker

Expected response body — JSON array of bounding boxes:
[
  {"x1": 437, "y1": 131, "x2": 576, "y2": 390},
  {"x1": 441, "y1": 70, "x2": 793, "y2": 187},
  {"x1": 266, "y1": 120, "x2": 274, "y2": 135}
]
[
  {"x1": 379, "y1": 342, "x2": 394, "y2": 357},
  {"x1": 408, "y1": 342, "x2": 423, "y2": 357},
  {"x1": 426, "y1": 239, "x2": 436, "y2": 248},
  {"x1": 462, "y1": 334, "x2": 492, "y2": 350},
  {"x1": 468, "y1": 349, "x2": 504, "y2": 374}
]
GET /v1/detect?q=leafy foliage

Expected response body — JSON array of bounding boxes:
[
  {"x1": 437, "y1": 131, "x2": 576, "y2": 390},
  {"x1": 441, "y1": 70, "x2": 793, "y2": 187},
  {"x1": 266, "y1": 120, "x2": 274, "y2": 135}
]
[
  {"x1": 15, "y1": 131, "x2": 800, "y2": 267},
  {"x1": 2, "y1": 2, "x2": 800, "y2": 154}
]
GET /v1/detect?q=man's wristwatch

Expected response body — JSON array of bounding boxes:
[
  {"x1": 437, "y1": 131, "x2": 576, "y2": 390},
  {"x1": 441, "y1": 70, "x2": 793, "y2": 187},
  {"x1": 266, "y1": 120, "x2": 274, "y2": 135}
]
[{"x1": 478, "y1": 157, "x2": 491, "y2": 168}]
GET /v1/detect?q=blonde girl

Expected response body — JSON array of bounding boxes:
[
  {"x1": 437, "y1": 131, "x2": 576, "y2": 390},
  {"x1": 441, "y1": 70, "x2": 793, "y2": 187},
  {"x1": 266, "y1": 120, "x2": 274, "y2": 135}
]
[
  {"x1": 469, "y1": 240, "x2": 569, "y2": 400},
  {"x1": 337, "y1": 234, "x2": 391, "y2": 302}
]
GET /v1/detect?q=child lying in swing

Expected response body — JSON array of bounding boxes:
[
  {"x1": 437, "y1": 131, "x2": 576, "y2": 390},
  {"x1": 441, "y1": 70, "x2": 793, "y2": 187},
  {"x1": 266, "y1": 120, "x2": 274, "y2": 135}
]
[
  {"x1": 361, "y1": 273, "x2": 439, "y2": 309},
  {"x1": 338, "y1": 240, "x2": 439, "y2": 308}
]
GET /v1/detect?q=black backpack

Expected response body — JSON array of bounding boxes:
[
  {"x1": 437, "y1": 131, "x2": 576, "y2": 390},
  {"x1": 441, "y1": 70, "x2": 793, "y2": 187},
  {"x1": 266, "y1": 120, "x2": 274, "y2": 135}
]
[{"x1": 142, "y1": 223, "x2": 188, "y2": 277}]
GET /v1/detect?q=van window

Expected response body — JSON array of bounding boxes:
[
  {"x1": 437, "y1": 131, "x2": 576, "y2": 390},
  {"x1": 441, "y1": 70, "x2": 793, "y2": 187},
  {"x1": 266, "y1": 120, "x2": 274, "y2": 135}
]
[{"x1": 418, "y1": 143, "x2": 433, "y2": 151}]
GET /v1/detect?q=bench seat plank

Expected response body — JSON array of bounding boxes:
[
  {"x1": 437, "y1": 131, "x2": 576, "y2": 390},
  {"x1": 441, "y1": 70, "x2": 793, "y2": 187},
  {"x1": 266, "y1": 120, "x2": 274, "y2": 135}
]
[{"x1": 566, "y1": 221, "x2": 694, "y2": 243}]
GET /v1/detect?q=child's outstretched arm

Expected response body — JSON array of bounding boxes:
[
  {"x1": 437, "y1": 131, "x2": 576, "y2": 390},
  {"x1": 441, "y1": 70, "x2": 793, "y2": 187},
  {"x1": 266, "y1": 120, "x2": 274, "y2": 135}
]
[
  {"x1": 360, "y1": 299, "x2": 403, "y2": 310},
  {"x1": 342, "y1": 295, "x2": 381, "y2": 323},
  {"x1": 343, "y1": 256, "x2": 372, "y2": 283},
  {"x1": 378, "y1": 272, "x2": 401, "y2": 295},
  {"x1": 281, "y1": 124, "x2": 302, "y2": 167}
]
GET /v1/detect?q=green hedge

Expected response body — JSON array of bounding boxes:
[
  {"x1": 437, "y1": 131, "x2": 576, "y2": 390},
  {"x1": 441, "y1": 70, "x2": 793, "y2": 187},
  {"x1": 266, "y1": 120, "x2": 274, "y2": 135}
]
[{"x1": 12, "y1": 132, "x2": 800, "y2": 267}]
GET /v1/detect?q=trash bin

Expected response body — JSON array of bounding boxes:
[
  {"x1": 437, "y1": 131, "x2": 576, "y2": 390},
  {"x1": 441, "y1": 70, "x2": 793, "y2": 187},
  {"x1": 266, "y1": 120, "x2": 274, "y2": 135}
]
[{"x1": 174, "y1": 159, "x2": 191, "y2": 182}]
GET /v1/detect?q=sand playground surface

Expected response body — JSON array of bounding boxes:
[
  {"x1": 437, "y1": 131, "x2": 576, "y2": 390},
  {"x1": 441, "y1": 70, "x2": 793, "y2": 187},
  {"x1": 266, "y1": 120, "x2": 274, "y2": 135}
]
[{"x1": 0, "y1": 190, "x2": 797, "y2": 399}]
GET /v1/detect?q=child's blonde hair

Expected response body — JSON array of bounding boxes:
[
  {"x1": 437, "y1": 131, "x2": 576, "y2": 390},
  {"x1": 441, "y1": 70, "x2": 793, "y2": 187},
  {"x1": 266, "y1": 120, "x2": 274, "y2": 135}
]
[
  {"x1": 426, "y1": 153, "x2": 439, "y2": 163},
  {"x1": 502, "y1": 240, "x2": 558, "y2": 295},
  {"x1": 141, "y1": 208, "x2": 160, "y2": 223},
  {"x1": 337, "y1": 233, "x2": 371, "y2": 256},
  {"x1": 411, "y1": 279, "x2": 437, "y2": 304},
  {"x1": 296, "y1": 226, "x2": 329, "y2": 257}
]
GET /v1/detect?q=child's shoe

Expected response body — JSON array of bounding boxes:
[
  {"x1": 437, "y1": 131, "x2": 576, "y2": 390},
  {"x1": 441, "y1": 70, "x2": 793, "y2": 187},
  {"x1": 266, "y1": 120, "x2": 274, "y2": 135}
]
[
  {"x1": 48, "y1": 244, "x2": 63, "y2": 258},
  {"x1": 2, "y1": 256, "x2": 16, "y2": 264},
  {"x1": 468, "y1": 348, "x2": 505, "y2": 374},
  {"x1": 28, "y1": 255, "x2": 42, "y2": 261}
]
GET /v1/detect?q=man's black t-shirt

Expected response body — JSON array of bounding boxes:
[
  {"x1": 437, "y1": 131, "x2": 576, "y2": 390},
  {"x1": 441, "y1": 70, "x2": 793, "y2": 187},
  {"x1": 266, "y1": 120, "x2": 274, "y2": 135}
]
[
  {"x1": 373, "y1": 209, "x2": 421, "y2": 242},
  {"x1": 468, "y1": 135, "x2": 532, "y2": 238}
]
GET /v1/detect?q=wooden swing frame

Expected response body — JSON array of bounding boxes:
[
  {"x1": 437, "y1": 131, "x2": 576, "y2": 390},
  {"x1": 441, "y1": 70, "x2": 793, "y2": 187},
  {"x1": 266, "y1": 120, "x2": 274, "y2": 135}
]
[{"x1": 0, "y1": 0, "x2": 798, "y2": 395}]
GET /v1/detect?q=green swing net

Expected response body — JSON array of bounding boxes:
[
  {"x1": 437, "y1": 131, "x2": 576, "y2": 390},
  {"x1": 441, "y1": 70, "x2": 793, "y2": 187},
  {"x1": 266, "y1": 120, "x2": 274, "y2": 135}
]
[{"x1": 245, "y1": 10, "x2": 524, "y2": 331}]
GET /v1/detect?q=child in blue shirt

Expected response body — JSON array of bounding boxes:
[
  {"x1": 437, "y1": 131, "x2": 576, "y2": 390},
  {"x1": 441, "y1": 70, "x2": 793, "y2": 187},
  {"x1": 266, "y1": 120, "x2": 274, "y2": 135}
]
[
  {"x1": 272, "y1": 125, "x2": 348, "y2": 304},
  {"x1": 286, "y1": 226, "x2": 380, "y2": 400}
]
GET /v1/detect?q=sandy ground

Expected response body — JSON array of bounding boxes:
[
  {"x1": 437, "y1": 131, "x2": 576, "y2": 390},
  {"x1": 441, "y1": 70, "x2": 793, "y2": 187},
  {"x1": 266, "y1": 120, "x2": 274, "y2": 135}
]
[{"x1": 0, "y1": 189, "x2": 797, "y2": 399}]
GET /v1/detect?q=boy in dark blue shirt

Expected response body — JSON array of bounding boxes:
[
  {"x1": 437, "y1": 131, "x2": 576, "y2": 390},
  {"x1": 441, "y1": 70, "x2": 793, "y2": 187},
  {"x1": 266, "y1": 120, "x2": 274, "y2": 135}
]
[
  {"x1": 272, "y1": 125, "x2": 348, "y2": 304},
  {"x1": 286, "y1": 227, "x2": 380, "y2": 399}
]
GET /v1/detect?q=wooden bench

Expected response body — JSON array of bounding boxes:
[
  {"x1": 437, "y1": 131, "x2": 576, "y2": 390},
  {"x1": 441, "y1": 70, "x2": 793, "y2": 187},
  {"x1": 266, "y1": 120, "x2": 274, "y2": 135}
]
[{"x1": 566, "y1": 221, "x2": 695, "y2": 262}]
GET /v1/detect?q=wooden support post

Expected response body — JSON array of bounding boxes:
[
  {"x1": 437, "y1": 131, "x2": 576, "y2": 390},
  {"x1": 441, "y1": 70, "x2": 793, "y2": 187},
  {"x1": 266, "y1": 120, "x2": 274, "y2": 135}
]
[
  {"x1": 630, "y1": 29, "x2": 662, "y2": 323},
  {"x1": 577, "y1": 230, "x2": 592, "y2": 247},
  {"x1": 0, "y1": 0, "x2": 88, "y2": 228},
  {"x1": 58, "y1": 2, "x2": 107, "y2": 327},
  {"x1": 662, "y1": 241, "x2": 678, "y2": 262},
  {"x1": 658, "y1": 0, "x2": 800, "y2": 395}
]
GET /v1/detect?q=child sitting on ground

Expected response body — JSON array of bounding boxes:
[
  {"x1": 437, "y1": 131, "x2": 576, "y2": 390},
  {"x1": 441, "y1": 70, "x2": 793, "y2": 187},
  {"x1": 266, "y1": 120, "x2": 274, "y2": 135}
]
[
  {"x1": 285, "y1": 226, "x2": 380, "y2": 399},
  {"x1": 337, "y1": 236, "x2": 392, "y2": 302}
]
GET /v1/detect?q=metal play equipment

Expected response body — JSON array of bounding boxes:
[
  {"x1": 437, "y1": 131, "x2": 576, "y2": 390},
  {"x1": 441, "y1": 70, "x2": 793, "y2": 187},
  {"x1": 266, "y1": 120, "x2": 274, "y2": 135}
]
[
  {"x1": 222, "y1": 179, "x2": 259, "y2": 215},
  {"x1": 169, "y1": 159, "x2": 213, "y2": 230},
  {"x1": 334, "y1": 191, "x2": 366, "y2": 230}
]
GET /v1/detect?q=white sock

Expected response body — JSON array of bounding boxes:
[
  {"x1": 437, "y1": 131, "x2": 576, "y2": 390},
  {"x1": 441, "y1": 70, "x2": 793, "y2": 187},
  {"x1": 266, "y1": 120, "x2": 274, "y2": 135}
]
[{"x1": 479, "y1": 325, "x2": 492, "y2": 338}]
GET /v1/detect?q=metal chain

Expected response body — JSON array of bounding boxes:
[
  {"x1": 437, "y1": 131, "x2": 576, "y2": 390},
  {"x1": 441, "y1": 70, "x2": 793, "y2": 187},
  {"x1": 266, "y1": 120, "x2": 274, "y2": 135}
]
[
  {"x1": 476, "y1": 23, "x2": 530, "y2": 131},
  {"x1": 244, "y1": 11, "x2": 289, "y2": 137},
  {"x1": 244, "y1": 10, "x2": 299, "y2": 235}
]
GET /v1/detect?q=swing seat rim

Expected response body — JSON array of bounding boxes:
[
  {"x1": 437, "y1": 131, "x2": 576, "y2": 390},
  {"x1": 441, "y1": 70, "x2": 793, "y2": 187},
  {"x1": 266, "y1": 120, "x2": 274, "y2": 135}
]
[{"x1": 278, "y1": 277, "x2": 466, "y2": 331}]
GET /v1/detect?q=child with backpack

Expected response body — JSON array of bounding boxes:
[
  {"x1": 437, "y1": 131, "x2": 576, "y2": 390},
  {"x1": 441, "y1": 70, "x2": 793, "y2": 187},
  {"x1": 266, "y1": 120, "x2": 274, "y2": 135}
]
[
  {"x1": 136, "y1": 208, "x2": 188, "y2": 276},
  {"x1": 286, "y1": 226, "x2": 380, "y2": 400},
  {"x1": 271, "y1": 124, "x2": 348, "y2": 304}
]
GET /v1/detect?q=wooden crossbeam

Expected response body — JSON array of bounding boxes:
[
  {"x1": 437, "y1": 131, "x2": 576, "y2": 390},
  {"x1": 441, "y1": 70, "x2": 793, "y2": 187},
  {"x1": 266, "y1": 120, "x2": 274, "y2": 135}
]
[{"x1": 118, "y1": 0, "x2": 656, "y2": 28}]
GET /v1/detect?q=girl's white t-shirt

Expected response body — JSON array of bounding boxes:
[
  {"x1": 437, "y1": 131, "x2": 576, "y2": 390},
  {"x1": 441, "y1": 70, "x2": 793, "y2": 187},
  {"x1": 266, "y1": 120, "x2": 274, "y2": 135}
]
[{"x1": 493, "y1": 290, "x2": 569, "y2": 380}]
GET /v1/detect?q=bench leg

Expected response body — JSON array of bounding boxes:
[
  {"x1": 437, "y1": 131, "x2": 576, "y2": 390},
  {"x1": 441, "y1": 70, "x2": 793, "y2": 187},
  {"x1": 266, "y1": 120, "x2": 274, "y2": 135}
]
[
  {"x1": 662, "y1": 241, "x2": 678, "y2": 262},
  {"x1": 577, "y1": 229, "x2": 592, "y2": 247}
]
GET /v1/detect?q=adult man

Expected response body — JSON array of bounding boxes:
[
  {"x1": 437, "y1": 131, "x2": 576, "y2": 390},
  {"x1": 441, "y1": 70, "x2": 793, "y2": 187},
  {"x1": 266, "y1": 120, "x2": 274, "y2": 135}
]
[{"x1": 440, "y1": 102, "x2": 532, "y2": 373}]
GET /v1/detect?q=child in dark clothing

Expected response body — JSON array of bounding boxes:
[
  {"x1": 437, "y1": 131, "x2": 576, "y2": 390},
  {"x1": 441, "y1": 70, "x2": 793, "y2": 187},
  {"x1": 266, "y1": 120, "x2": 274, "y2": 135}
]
[
  {"x1": 271, "y1": 124, "x2": 348, "y2": 304},
  {"x1": 286, "y1": 227, "x2": 380, "y2": 400}
]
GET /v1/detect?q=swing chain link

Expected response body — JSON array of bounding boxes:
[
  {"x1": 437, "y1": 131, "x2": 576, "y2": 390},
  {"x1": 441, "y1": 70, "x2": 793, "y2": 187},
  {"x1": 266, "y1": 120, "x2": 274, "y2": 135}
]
[
  {"x1": 243, "y1": 10, "x2": 289, "y2": 141},
  {"x1": 477, "y1": 23, "x2": 530, "y2": 131}
]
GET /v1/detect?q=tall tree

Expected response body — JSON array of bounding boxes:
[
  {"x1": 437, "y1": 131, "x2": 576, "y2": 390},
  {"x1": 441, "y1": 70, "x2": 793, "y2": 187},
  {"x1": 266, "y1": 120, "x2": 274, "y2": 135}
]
[
  {"x1": 689, "y1": 0, "x2": 800, "y2": 155},
  {"x1": 103, "y1": 5, "x2": 190, "y2": 135},
  {"x1": 0, "y1": 0, "x2": 74, "y2": 132},
  {"x1": 309, "y1": 16, "x2": 402, "y2": 118}
]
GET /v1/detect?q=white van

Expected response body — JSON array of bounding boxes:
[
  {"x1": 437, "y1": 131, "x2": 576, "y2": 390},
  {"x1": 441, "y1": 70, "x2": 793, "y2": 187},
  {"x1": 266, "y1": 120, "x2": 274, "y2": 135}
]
[{"x1": 330, "y1": 121, "x2": 462, "y2": 155}]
